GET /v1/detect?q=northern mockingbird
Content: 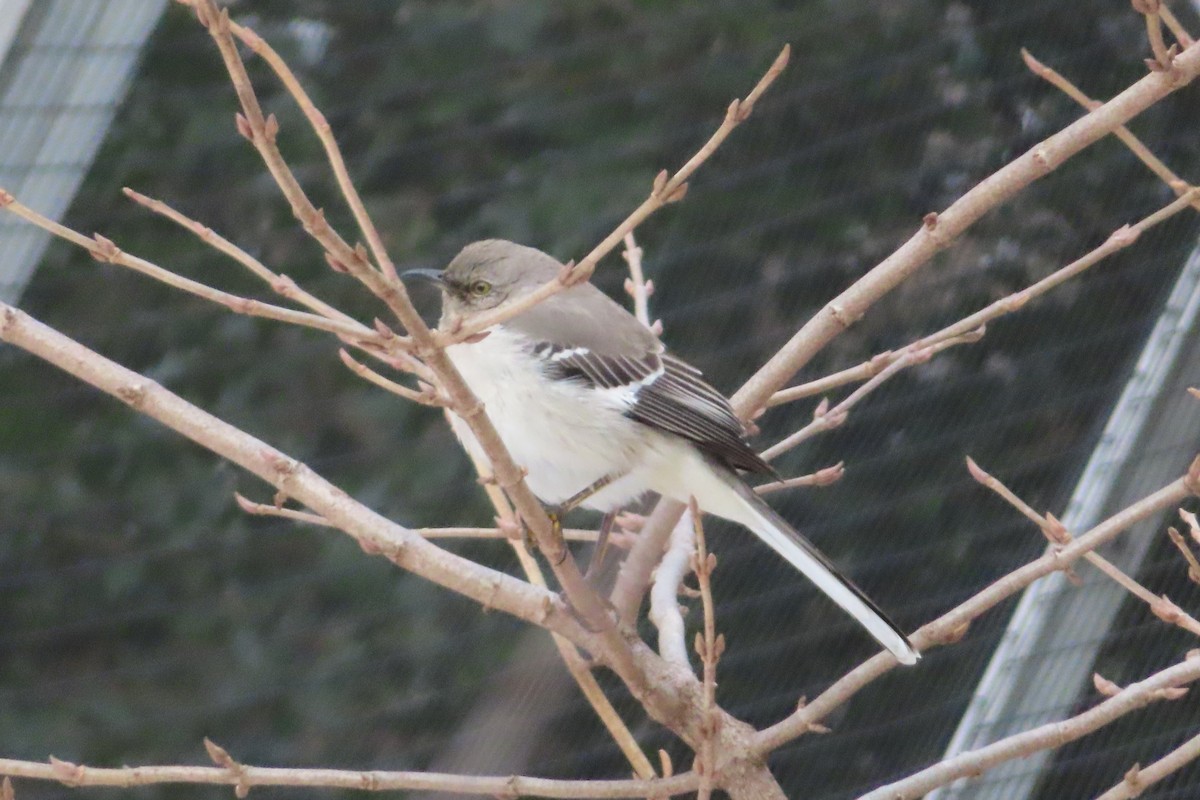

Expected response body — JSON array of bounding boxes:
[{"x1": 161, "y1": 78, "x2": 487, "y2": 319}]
[{"x1": 404, "y1": 239, "x2": 918, "y2": 665}]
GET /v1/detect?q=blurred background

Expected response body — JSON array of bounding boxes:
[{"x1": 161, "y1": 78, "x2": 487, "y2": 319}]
[{"x1": 3, "y1": 1, "x2": 1200, "y2": 798}]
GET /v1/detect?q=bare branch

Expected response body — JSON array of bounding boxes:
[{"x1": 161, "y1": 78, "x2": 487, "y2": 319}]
[
  {"x1": 1131, "y1": 0, "x2": 1176, "y2": 70},
  {"x1": 754, "y1": 462, "x2": 845, "y2": 496},
  {"x1": 732, "y1": 40, "x2": 1200, "y2": 417},
  {"x1": 0, "y1": 753, "x2": 698, "y2": 799},
  {"x1": 453, "y1": 431, "x2": 659, "y2": 781},
  {"x1": 234, "y1": 496, "x2": 602, "y2": 542},
  {"x1": 650, "y1": 509, "x2": 696, "y2": 668},
  {"x1": 967, "y1": 458, "x2": 1200, "y2": 638},
  {"x1": 202, "y1": 3, "x2": 402, "y2": 282},
  {"x1": 183, "y1": 0, "x2": 428, "y2": 340},
  {"x1": 753, "y1": 460, "x2": 1200, "y2": 754},
  {"x1": 1021, "y1": 49, "x2": 1196, "y2": 200},
  {"x1": 122, "y1": 187, "x2": 371, "y2": 328},
  {"x1": 1181, "y1": 507, "x2": 1200, "y2": 544},
  {"x1": 690, "y1": 500, "x2": 722, "y2": 800},
  {"x1": 439, "y1": 45, "x2": 791, "y2": 345},
  {"x1": 0, "y1": 191, "x2": 384, "y2": 345},
  {"x1": 854, "y1": 655, "x2": 1200, "y2": 800},
  {"x1": 761, "y1": 349, "x2": 923, "y2": 461},
  {"x1": 611, "y1": 47, "x2": 1200, "y2": 626},
  {"x1": 1167, "y1": 527, "x2": 1200, "y2": 583},
  {"x1": 1159, "y1": 3, "x2": 1195, "y2": 47},
  {"x1": 1093, "y1": 729, "x2": 1200, "y2": 800},
  {"x1": 772, "y1": 187, "x2": 1198, "y2": 408},
  {"x1": 621, "y1": 232, "x2": 658, "y2": 331},
  {"x1": 339, "y1": 349, "x2": 443, "y2": 406},
  {"x1": 612, "y1": 497, "x2": 689, "y2": 624},
  {"x1": 235, "y1": 493, "x2": 330, "y2": 526},
  {"x1": 0, "y1": 302, "x2": 596, "y2": 650},
  {"x1": 178, "y1": 1, "x2": 634, "y2": 658}
]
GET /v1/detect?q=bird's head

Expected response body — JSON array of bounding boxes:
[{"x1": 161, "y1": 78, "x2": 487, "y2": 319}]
[{"x1": 402, "y1": 239, "x2": 562, "y2": 317}]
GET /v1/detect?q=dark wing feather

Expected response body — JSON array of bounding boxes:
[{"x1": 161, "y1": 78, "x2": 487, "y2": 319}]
[
  {"x1": 629, "y1": 355, "x2": 774, "y2": 475},
  {"x1": 541, "y1": 346, "x2": 662, "y2": 389},
  {"x1": 538, "y1": 343, "x2": 773, "y2": 476}
]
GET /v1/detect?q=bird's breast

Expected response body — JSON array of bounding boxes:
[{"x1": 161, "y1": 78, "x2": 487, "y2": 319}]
[{"x1": 443, "y1": 327, "x2": 646, "y2": 507}]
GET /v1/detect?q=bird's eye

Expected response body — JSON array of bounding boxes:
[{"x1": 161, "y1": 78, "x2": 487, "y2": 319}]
[{"x1": 469, "y1": 280, "x2": 492, "y2": 297}]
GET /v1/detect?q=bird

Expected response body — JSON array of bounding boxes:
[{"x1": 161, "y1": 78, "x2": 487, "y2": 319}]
[{"x1": 403, "y1": 239, "x2": 919, "y2": 665}]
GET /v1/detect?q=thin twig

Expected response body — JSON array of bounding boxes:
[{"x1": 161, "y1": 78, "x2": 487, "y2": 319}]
[
  {"x1": 1167, "y1": 527, "x2": 1200, "y2": 583},
  {"x1": 854, "y1": 655, "x2": 1200, "y2": 800},
  {"x1": 1093, "y1": 729, "x2": 1200, "y2": 800},
  {"x1": 754, "y1": 462, "x2": 844, "y2": 496},
  {"x1": 967, "y1": 457, "x2": 1200, "y2": 638},
  {"x1": 122, "y1": 187, "x2": 372, "y2": 329},
  {"x1": 1159, "y1": 3, "x2": 1195, "y2": 47},
  {"x1": 622, "y1": 232, "x2": 658, "y2": 332},
  {"x1": 215, "y1": 10, "x2": 401, "y2": 282},
  {"x1": 235, "y1": 493, "x2": 330, "y2": 526},
  {"x1": 761, "y1": 350, "x2": 922, "y2": 462},
  {"x1": 769, "y1": 328, "x2": 981, "y2": 407},
  {"x1": 0, "y1": 753, "x2": 697, "y2": 799},
  {"x1": 439, "y1": 45, "x2": 791, "y2": 345},
  {"x1": 235, "y1": 495, "x2": 603, "y2": 542},
  {"x1": 183, "y1": 1, "x2": 422, "y2": 335},
  {"x1": 1182, "y1": 508, "x2": 1200, "y2": 544},
  {"x1": 339, "y1": 349, "x2": 443, "y2": 406},
  {"x1": 0, "y1": 191, "x2": 384, "y2": 345},
  {"x1": 127, "y1": 185, "x2": 429, "y2": 379},
  {"x1": 689, "y1": 499, "x2": 722, "y2": 800},
  {"x1": 1132, "y1": 0, "x2": 1176, "y2": 71}
]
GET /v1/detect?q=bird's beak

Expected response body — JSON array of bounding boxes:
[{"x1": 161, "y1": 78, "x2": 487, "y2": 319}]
[{"x1": 400, "y1": 268, "x2": 446, "y2": 288}]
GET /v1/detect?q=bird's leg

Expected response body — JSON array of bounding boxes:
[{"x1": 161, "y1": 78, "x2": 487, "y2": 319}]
[
  {"x1": 544, "y1": 471, "x2": 626, "y2": 565},
  {"x1": 551, "y1": 471, "x2": 625, "y2": 516}
]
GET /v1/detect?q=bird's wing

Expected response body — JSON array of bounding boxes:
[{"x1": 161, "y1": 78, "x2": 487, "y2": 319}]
[
  {"x1": 510, "y1": 283, "x2": 772, "y2": 474},
  {"x1": 537, "y1": 343, "x2": 773, "y2": 475}
]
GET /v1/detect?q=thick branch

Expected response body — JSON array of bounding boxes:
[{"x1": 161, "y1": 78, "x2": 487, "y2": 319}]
[
  {"x1": 0, "y1": 303, "x2": 595, "y2": 651},
  {"x1": 771, "y1": 187, "x2": 1196, "y2": 408},
  {"x1": 612, "y1": 43, "x2": 1200, "y2": 620},
  {"x1": 649, "y1": 509, "x2": 696, "y2": 668},
  {"x1": 1020, "y1": 49, "x2": 1195, "y2": 199},
  {"x1": 732, "y1": 38, "x2": 1200, "y2": 417}
]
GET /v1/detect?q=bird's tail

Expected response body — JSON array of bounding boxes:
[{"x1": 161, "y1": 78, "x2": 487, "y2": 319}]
[{"x1": 716, "y1": 471, "x2": 919, "y2": 665}]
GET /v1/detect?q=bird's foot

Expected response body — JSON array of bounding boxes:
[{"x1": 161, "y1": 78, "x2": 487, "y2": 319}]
[{"x1": 546, "y1": 508, "x2": 568, "y2": 565}]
